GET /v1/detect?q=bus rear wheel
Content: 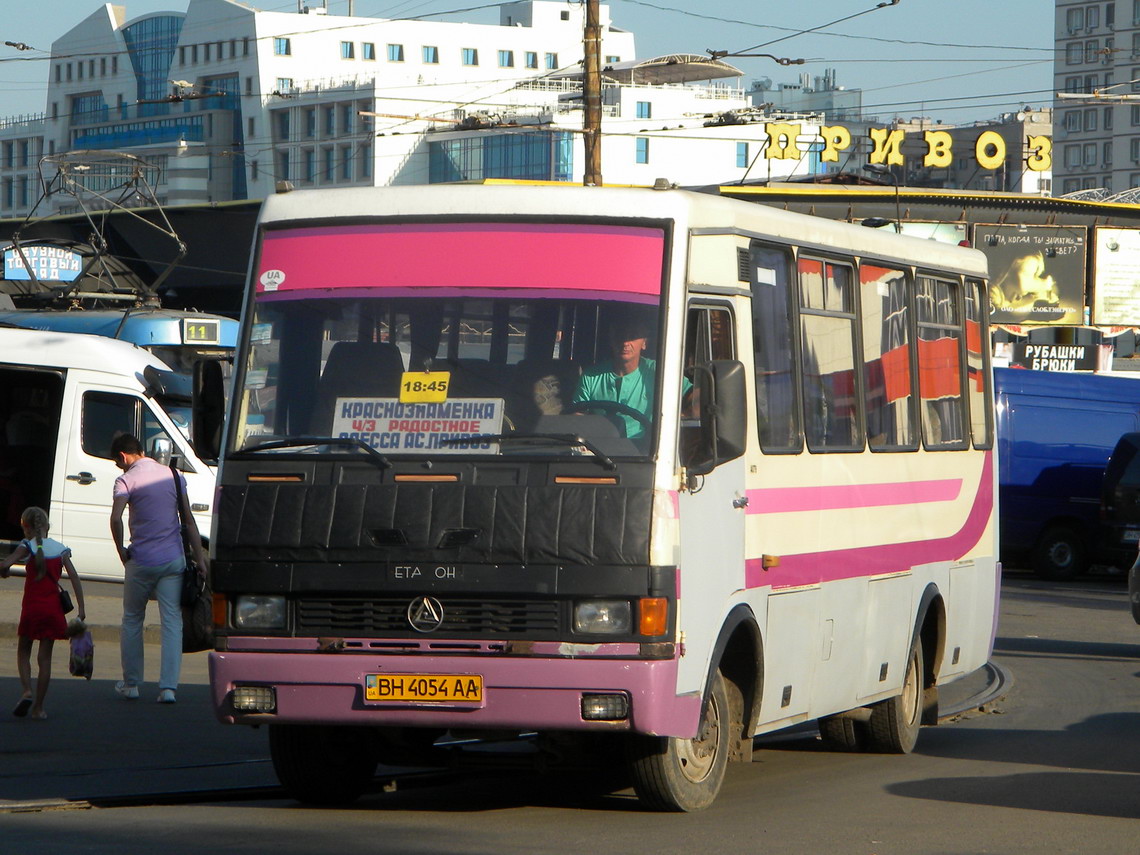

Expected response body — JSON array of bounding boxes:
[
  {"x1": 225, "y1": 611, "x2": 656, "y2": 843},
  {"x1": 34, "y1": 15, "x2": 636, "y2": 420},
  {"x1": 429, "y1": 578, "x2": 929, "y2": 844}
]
[
  {"x1": 269, "y1": 724, "x2": 378, "y2": 805},
  {"x1": 626, "y1": 669, "x2": 730, "y2": 811},
  {"x1": 866, "y1": 639, "x2": 924, "y2": 754}
]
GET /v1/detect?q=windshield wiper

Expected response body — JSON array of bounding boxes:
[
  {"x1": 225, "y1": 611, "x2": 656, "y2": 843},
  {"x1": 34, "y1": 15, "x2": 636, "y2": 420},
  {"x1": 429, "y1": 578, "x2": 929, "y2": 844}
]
[
  {"x1": 440, "y1": 433, "x2": 617, "y2": 471},
  {"x1": 235, "y1": 436, "x2": 392, "y2": 469}
]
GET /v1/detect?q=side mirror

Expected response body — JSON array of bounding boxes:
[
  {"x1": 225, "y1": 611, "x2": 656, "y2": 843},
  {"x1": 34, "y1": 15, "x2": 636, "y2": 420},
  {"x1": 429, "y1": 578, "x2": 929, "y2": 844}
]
[
  {"x1": 192, "y1": 359, "x2": 226, "y2": 462},
  {"x1": 686, "y1": 359, "x2": 747, "y2": 477},
  {"x1": 150, "y1": 435, "x2": 174, "y2": 466}
]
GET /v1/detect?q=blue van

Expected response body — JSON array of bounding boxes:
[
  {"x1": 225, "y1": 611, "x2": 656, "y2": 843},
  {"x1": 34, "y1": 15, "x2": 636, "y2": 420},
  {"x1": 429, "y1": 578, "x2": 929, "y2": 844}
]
[{"x1": 995, "y1": 367, "x2": 1140, "y2": 579}]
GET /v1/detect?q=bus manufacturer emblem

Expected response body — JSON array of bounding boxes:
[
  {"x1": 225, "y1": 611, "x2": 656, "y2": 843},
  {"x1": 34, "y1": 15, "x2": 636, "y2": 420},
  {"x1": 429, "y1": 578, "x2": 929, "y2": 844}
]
[{"x1": 407, "y1": 596, "x2": 445, "y2": 632}]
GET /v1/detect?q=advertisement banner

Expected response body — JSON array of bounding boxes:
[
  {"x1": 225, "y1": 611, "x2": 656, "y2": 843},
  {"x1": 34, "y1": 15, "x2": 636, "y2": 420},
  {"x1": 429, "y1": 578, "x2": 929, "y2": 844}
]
[
  {"x1": 974, "y1": 225, "x2": 1086, "y2": 325},
  {"x1": 1092, "y1": 227, "x2": 1140, "y2": 326}
]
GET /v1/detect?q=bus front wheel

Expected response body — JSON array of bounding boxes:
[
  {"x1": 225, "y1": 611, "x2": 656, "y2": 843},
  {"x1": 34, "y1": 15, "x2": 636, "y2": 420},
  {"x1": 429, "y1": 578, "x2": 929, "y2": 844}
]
[
  {"x1": 269, "y1": 724, "x2": 378, "y2": 805},
  {"x1": 866, "y1": 639, "x2": 924, "y2": 754},
  {"x1": 626, "y1": 669, "x2": 730, "y2": 811}
]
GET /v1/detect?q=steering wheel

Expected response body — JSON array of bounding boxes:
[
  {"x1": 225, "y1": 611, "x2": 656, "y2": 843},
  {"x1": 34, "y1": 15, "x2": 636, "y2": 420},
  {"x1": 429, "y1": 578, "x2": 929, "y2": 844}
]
[{"x1": 565, "y1": 399, "x2": 652, "y2": 438}]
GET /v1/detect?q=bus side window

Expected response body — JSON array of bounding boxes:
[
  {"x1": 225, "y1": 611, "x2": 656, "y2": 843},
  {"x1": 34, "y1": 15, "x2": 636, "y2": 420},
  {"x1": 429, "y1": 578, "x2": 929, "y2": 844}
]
[
  {"x1": 681, "y1": 305, "x2": 734, "y2": 463},
  {"x1": 749, "y1": 243, "x2": 802, "y2": 453}
]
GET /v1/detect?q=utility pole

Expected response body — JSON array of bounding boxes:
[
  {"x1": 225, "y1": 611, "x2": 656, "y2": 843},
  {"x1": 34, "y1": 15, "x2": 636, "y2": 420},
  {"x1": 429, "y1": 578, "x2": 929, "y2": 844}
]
[{"x1": 583, "y1": 0, "x2": 602, "y2": 186}]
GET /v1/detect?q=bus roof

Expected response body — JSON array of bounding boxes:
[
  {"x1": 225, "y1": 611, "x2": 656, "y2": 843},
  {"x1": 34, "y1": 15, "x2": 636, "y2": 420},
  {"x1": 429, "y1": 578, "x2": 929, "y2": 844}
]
[{"x1": 257, "y1": 184, "x2": 989, "y2": 280}]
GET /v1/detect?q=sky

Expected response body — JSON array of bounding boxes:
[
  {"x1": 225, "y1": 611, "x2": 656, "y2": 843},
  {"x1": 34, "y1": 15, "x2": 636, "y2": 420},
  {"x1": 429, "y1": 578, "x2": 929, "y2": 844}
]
[{"x1": 0, "y1": 0, "x2": 1055, "y2": 124}]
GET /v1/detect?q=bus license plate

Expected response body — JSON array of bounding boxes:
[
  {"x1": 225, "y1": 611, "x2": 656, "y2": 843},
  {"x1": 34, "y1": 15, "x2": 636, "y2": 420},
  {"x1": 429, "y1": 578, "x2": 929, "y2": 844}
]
[{"x1": 365, "y1": 673, "x2": 483, "y2": 703}]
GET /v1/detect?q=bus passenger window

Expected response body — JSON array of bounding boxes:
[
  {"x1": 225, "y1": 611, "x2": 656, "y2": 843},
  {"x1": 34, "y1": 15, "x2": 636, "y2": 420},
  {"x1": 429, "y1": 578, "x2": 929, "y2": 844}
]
[
  {"x1": 799, "y1": 258, "x2": 860, "y2": 451},
  {"x1": 749, "y1": 244, "x2": 802, "y2": 453},
  {"x1": 965, "y1": 279, "x2": 993, "y2": 448},
  {"x1": 861, "y1": 264, "x2": 916, "y2": 450},
  {"x1": 915, "y1": 276, "x2": 967, "y2": 449}
]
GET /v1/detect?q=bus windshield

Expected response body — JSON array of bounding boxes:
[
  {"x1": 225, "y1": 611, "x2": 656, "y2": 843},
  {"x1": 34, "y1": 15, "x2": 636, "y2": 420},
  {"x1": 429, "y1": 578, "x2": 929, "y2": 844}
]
[{"x1": 234, "y1": 221, "x2": 669, "y2": 460}]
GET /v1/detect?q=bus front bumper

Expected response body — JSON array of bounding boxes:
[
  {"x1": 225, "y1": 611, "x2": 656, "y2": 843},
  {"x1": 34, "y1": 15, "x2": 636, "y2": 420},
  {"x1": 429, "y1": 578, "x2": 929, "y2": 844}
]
[{"x1": 208, "y1": 648, "x2": 702, "y2": 738}]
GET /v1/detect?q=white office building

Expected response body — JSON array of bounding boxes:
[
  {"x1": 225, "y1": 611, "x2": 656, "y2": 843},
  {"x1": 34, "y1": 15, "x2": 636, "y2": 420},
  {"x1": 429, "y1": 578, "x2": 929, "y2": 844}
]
[{"x1": 0, "y1": 0, "x2": 826, "y2": 216}]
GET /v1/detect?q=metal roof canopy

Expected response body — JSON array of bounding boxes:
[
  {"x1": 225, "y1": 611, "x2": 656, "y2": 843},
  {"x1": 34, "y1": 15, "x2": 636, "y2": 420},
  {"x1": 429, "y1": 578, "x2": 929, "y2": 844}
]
[{"x1": 557, "y1": 53, "x2": 744, "y2": 85}]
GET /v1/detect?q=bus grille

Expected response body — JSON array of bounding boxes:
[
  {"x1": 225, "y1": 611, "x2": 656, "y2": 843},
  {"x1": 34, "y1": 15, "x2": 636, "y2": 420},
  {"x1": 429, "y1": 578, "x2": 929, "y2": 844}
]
[{"x1": 295, "y1": 598, "x2": 561, "y2": 637}]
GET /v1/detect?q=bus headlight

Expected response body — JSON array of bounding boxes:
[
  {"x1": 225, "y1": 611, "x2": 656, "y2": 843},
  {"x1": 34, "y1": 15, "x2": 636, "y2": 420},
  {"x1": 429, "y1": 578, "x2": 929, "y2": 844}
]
[
  {"x1": 233, "y1": 595, "x2": 287, "y2": 630},
  {"x1": 574, "y1": 600, "x2": 632, "y2": 634}
]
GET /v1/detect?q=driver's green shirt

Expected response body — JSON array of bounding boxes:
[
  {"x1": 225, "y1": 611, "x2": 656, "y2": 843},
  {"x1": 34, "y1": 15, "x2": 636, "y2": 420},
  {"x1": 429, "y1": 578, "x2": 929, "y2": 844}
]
[{"x1": 574, "y1": 357, "x2": 659, "y2": 439}]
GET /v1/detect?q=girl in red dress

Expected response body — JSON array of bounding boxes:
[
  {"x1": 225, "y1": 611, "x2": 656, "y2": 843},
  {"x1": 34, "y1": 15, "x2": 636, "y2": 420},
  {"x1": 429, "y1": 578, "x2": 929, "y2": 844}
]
[{"x1": 0, "y1": 507, "x2": 85, "y2": 720}]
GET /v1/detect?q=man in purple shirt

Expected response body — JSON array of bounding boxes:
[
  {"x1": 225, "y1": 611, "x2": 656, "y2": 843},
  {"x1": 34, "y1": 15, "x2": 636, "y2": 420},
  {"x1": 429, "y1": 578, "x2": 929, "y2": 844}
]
[{"x1": 109, "y1": 434, "x2": 207, "y2": 704}]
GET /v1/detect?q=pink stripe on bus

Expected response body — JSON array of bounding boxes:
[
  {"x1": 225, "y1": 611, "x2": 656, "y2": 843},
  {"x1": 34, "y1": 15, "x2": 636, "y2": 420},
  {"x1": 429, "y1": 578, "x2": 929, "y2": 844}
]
[
  {"x1": 746, "y1": 478, "x2": 962, "y2": 514},
  {"x1": 744, "y1": 452, "x2": 993, "y2": 590},
  {"x1": 257, "y1": 223, "x2": 665, "y2": 297}
]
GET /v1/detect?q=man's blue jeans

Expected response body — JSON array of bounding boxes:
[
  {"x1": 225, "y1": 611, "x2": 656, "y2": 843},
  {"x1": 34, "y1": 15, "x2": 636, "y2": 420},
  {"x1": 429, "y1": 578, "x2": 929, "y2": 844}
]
[{"x1": 121, "y1": 557, "x2": 184, "y2": 692}]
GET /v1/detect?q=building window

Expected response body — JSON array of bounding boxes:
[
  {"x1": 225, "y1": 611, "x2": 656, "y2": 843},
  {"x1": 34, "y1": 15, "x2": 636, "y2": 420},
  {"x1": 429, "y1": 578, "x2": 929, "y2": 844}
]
[
  {"x1": 636, "y1": 101, "x2": 651, "y2": 119},
  {"x1": 362, "y1": 42, "x2": 376, "y2": 61},
  {"x1": 324, "y1": 148, "x2": 335, "y2": 181},
  {"x1": 1084, "y1": 142, "x2": 1098, "y2": 165},
  {"x1": 112, "y1": 56, "x2": 118, "y2": 74},
  {"x1": 462, "y1": 48, "x2": 478, "y2": 66},
  {"x1": 341, "y1": 145, "x2": 353, "y2": 180},
  {"x1": 54, "y1": 65, "x2": 61, "y2": 83},
  {"x1": 248, "y1": 117, "x2": 255, "y2": 138},
  {"x1": 341, "y1": 41, "x2": 355, "y2": 60},
  {"x1": 1064, "y1": 110, "x2": 1082, "y2": 131},
  {"x1": 545, "y1": 52, "x2": 558, "y2": 69},
  {"x1": 360, "y1": 144, "x2": 372, "y2": 178},
  {"x1": 1106, "y1": 105, "x2": 1115, "y2": 129},
  {"x1": 324, "y1": 106, "x2": 335, "y2": 135},
  {"x1": 1088, "y1": 5, "x2": 1101, "y2": 29},
  {"x1": 1085, "y1": 108, "x2": 1098, "y2": 131},
  {"x1": 276, "y1": 111, "x2": 291, "y2": 141},
  {"x1": 251, "y1": 160, "x2": 259, "y2": 181},
  {"x1": 387, "y1": 44, "x2": 404, "y2": 62},
  {"x1": 498, "y1": 50, "x2": 514, "y2": 67},
  {"x1": 1104, "y1": 141, "x2": 1114, "y2": 166},
  {"x1": 276, "y1": 77, "x2": 293, "y2": 93},
  {"x1": 274, "y1": 37, "x2": 291, "y2": 56},
  {"x1": 1068, "y1": 7, "x2": 1086, "y2": 33},
  {"x1": 100, "y1": 57, "x2": 106, "y2": 76},
  {"x1": 277, "y1": 150, "x2": 289, "y2": 182},
  {"x1": 635, "y1": 137, "x2": 649, "y2": 164},
  {"x1": 303, "y1": 148, "x2": 316, "y2": 183},
  {"x1": 606, "y1": 55, "x2": 620, "y2": 63},
  {"x1": 1065, "y1": 144, "x2": 1081, "y2": 168},
  {"x1": 1130, "y1": 137, "x2": 1140, "y2": 161},
  {"x1": 342, "y1": 104, "x2": 354, "y2": 133},
  {"x1": 305, "y1": 109, "x2": 316, "y2": 138},
  {"x1": 525, "y1": 51, "x2": 538, "y2": 69},
  {"x1": 245, "y1": 77, "x2": 253, "y2": 95},
  {"x1": 243, "y1": 37, "x2": 250, "y2": 56},
  {"x1": 191, "y1": 45, "x2": 198, "y2": 63},
  {"x1": 736, "y1": 141, "x2": 749, "y2": 169},
  {"x1": 204, "y1": 43, "x2": 210, "y2": 62},
  {"x1": 1132, "y1": 104, "x2": 1140, "y2": 125},
  {"x1": 77, "y1": 62, "x2": 83, "y2": 80},
  {"x1": 1067, "y1": 42, "x2": 1083, "y2": 64},
  {"x1": 423, "y1": 45, "x2": 439, "y2": 64},
  {"x1": 1086, "y1": 39, "x2": 1100, "y2": 63}
]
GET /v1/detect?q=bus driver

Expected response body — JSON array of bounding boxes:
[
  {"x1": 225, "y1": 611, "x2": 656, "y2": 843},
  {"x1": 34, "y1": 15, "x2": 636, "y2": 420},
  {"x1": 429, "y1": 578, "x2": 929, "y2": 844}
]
[{"x1": 575, "y1": 314, "x2": 690, "y2": 440}]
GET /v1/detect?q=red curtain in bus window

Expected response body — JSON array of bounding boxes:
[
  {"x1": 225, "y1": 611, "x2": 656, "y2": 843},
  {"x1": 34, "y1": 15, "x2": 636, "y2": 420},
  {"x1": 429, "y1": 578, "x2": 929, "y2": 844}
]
[{"x1": 917, "y1": 335, "x2": 961, "y2": 400}]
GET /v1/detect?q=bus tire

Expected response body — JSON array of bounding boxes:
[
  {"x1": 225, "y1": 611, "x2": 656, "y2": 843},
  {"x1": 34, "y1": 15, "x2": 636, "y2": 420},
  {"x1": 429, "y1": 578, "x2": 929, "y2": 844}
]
[
  {"x1": 817, "y1": 714, "x2": 868, "y2": 752},
  {"x1": 1032, "y1": 526, "x2": 1087, "y2": 580},
  {"x1": 269, "y1": 724, "x2": 378, "y2": 806},
  {"x1": 866, "y1": 639, "x2": 924, "y2": 754},
  {"x1": 626, "y1": 669, "x2": 730, "y2": 812}
]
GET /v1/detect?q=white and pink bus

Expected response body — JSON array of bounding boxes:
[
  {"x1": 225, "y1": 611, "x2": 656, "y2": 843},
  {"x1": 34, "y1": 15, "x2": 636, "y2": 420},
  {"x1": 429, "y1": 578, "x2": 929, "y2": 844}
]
[{"x1": 206, "y1": 183, "x2": 998, "y2": 811}]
